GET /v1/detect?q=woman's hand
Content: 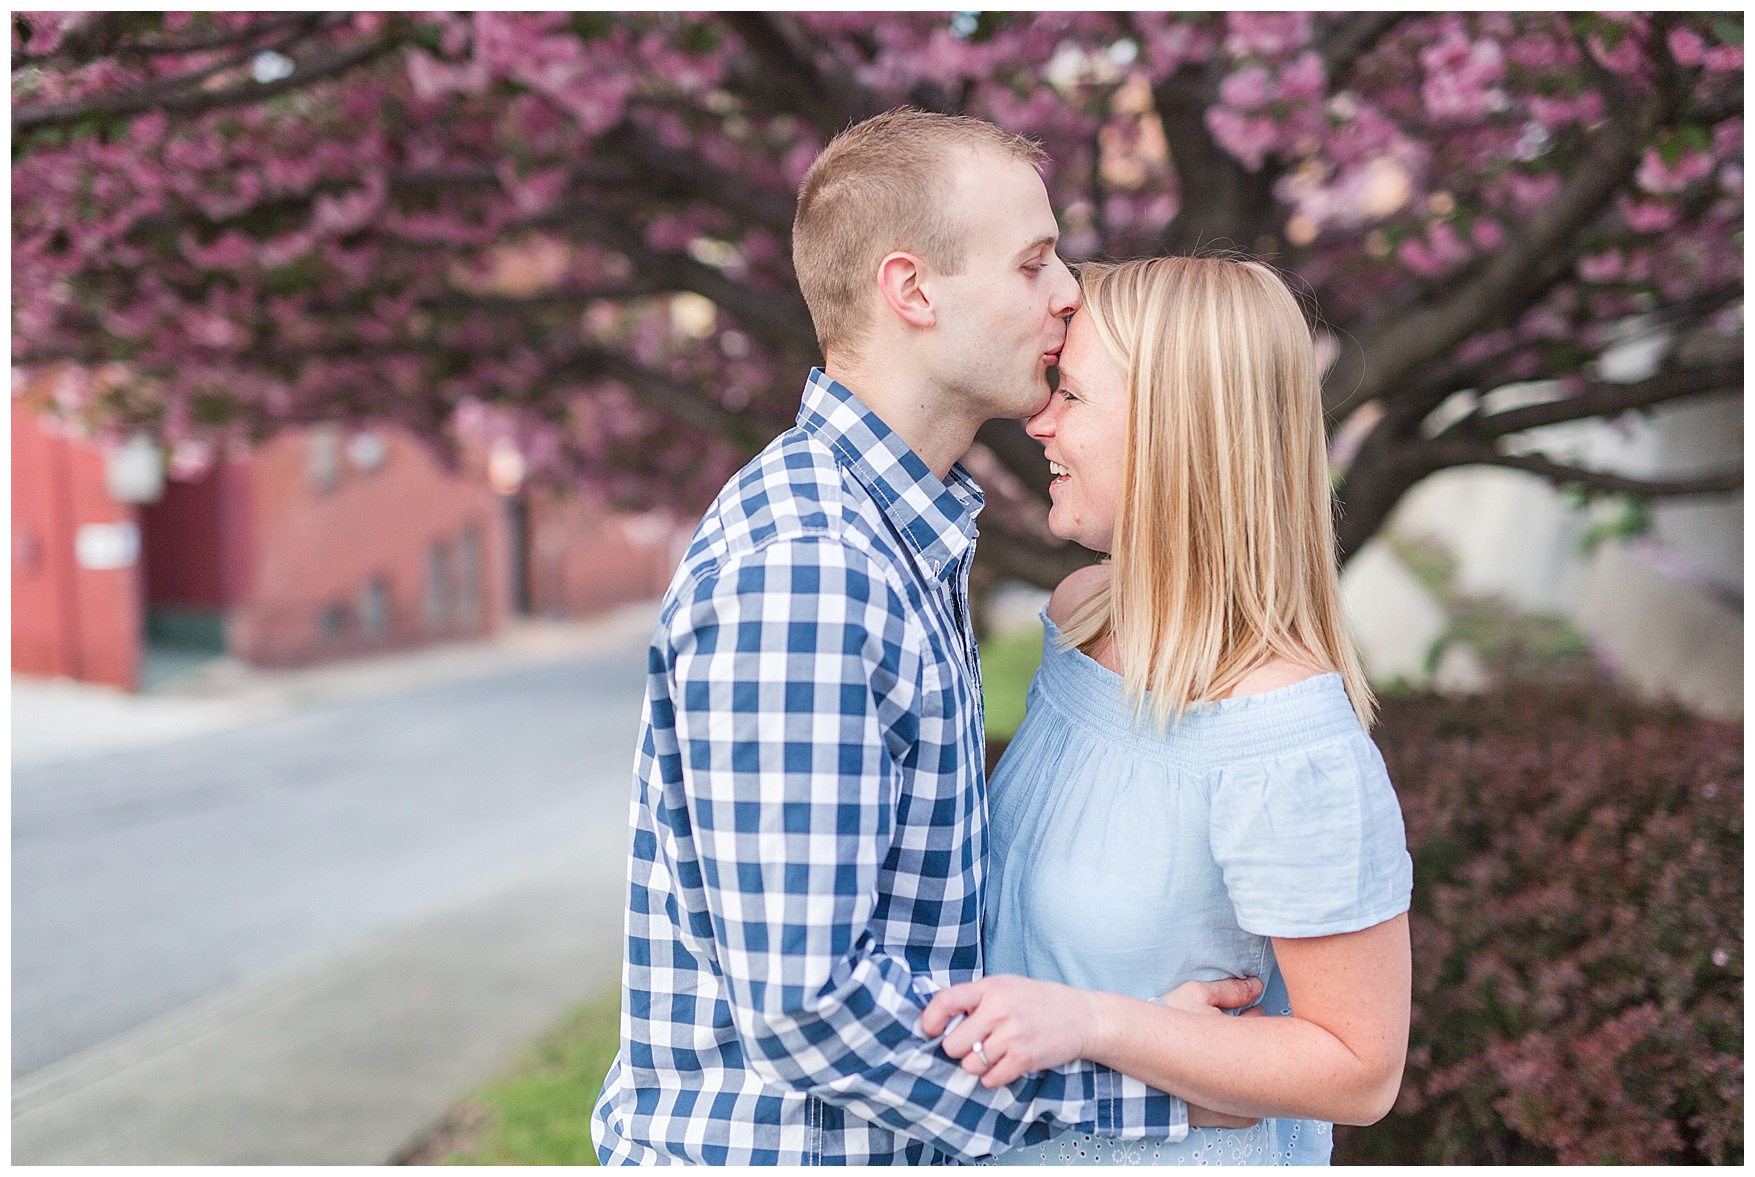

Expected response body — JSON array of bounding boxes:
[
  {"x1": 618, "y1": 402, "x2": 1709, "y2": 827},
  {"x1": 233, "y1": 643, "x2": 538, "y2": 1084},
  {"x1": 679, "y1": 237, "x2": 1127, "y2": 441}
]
[
  {"x1": 920, "y1": 973, "x2": 1264, "y2": 1091},
  {"x1": 921, "y1": 975, "x2": 1100, "y2": 1087},
  {"x1": 1159, "y1": 976, "x2": 1267, "y2": 1019},
  {"x1": 1161, "y1": 979, "x2": 1269, "y2": 1128}
]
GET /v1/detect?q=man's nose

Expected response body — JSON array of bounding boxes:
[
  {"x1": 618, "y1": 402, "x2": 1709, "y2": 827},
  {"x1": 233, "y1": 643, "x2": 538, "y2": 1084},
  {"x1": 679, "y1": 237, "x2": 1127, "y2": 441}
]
[{"x1": 1049, "y1": 257, "x2": 1080, "y2": 319}]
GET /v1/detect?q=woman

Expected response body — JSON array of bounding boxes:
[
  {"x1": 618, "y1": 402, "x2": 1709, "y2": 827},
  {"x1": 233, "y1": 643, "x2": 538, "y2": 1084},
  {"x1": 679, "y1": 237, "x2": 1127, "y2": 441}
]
[{"x1": 921, "y1": 256, "x2": 1413, "y2": 1165}]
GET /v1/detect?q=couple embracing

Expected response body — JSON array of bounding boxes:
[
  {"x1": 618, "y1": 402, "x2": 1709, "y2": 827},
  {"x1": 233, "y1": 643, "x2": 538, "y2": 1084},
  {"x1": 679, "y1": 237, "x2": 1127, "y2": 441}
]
[{"x1": 592, "y1": 109, "x2": 1413, "y2": 1166}]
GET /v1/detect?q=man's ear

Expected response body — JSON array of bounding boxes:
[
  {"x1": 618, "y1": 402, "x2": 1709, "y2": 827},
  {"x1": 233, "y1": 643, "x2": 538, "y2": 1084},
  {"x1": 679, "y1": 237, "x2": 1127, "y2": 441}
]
[{"x1": 875, "y1": 251, "x2": 936, "y2": 329}]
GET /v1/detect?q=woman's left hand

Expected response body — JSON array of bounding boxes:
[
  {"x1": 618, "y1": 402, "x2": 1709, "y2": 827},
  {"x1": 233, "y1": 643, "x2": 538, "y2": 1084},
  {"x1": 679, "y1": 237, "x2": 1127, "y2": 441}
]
[{"x1": 921, "y1": 975, "x2": 1100, "y2": 1087}]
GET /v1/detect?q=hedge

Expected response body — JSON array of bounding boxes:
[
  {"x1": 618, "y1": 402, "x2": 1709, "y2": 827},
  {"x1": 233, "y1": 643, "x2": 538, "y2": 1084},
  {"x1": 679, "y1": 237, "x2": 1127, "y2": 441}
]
[{"x1": 1335, "y1": 685, "x2": 1742, "y2": 1164}]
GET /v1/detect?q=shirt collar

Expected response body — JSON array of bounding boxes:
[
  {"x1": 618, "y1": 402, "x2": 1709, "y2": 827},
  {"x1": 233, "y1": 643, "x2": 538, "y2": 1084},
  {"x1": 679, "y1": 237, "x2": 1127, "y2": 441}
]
[{"x1": 797, "y1": 369, "x2": 983, "y2": 583}]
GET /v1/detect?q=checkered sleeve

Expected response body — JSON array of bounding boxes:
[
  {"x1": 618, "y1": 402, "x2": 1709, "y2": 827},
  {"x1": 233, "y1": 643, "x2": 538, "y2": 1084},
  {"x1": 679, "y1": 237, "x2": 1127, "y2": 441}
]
[{"x1": 666, "y1": 536, "x2": 1188, "y2": 1159}]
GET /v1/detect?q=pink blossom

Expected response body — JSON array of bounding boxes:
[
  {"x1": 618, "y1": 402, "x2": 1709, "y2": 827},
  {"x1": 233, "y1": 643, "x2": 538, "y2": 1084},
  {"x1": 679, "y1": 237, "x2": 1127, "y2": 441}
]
[
  {"x1": 260, "y1": 230, "x2": 317, "y2": 268},
  {"x1": 1576, "y1": 251, "x2": 1623, "y2": 283},
  {"x1": 1205, "y1": 107, "x2": 1277, "y2": 171},
  {"x1": 1587, "y1": 30, "x2": 1645, "y2": 76},
  {"x1": 644, "y1": 214, "x2": 695, "y2": 253},
  {"x1": 1666, "y1": 26, "x2": 1707, "y2": 66},
  {"x1": 1527, "y1": 91, "x2": 1605, "y2": 128},
  {"x1": 1222, "y1": 12, "x2": 1312, "y2": 59},
  {"x1": 1502, "y1": 171, "x2": 1561, "y2": 212},
  {"x1": 1398, "y1": 238, "x2": 1445, "y2": 277},
  {"x1": 1471, "y1": 218, "x2": 1505, "y2": 250},
  {"x1": 311, "y1": 173, "x2": 387, "y2": 236},
  {"x1": 15, "y1": 11, "x2": 72, "y2": 56},
  {"x1": 1420, "y1": 32, "x2": 1508, "y2": 121},
  {"x1": 1219, "y1": 65, "x2": 1272, "y2": 110},
  {"x1": 1704, "y1": 44, "x2": 1742, "y2": 73},
  {"x1": 1133, "y1": 14, "x2": 1213, "y2": 80},
  {"x1": 1712, "y1": 117, "x2": 1742, "y2": 162},
  {"x1": 10, "y1": 10, "x2": 1744, "y2": 548},
  {"x1": 1455, "y1": 330, "x2": 1513, "y2": 364},
  {"x1": 1277, "y1": 51, "x2": 1326, "y2": 103},
  {"x1": 405, "y1": 49, "x2": 490, "y2": 99},
  {"x1": 1618, "y1": 196, "x2": 1678, "y2": 234},
  {"x1": 1429, "y1": 220, "x2": 1469, "y2": 265},
  {"x1": 1636, "y1": 148, "x2": 1712, "y2": 194},
  {"x1": 186, "y1": 310, "x2": 241, "y2": 349},
  {"x1": 180, "y1": 231, "x2": 257, "y2": 272},
  {"x1": 497, "y1": 164, "x2": 570, "y2": 216}
]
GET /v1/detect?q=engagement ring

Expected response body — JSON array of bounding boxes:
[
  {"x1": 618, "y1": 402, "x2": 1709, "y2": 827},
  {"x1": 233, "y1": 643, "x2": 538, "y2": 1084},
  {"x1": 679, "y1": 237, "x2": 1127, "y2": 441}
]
[{"x1": 971, "y1": 1039, "x2": 992, "y2": 1068}]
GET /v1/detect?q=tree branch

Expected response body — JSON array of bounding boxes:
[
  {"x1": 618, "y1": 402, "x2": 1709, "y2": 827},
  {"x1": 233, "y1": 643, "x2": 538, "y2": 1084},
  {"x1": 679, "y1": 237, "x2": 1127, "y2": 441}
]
[
  {"x1": 599, "y1": 120, "x2": 799, "y2": 240},
  {"x1": 1317, "y1": 12, "x2": 1410, "y2": 86},
  {"x1": 295, "y1": 280, "x2": 673, "y2": 320},
  {"x1": 555, "y1": 346, "x2": 787, "y2": 452},
  {"x1": 973, "y1": 526, "x2": 1099, "y2": 591},
  {"x1": 14, "y1": 12, "x2": 323, "y2": 68},
  {"x1": 13, "y1": 27, "x2": 400, "y2": 133},
  {"x1": 720, "y1": 14, "x2": 883, "y2": 138},
  {"x1": 976, "y1": 417, "x2": 1053, "y2": 508},
  {"x1": 1325, "y1": 80, "x2": 1678, "y2": 418},
  {"x1": 533, "y1": 202, "x2": 817, "y2": 355},
  {"x1": 1456, "y1": 359, "x2": 1742, "y2": 439},
  {"x1": 112, "y1": 13, "x2": 333, "y2": 60},
  {"x1": 1152, "y1": 61, "x2": 1284, "y2": 257},
  {"x1": 1421, "y1": 439, "x2": 1742, "y2": 498}
]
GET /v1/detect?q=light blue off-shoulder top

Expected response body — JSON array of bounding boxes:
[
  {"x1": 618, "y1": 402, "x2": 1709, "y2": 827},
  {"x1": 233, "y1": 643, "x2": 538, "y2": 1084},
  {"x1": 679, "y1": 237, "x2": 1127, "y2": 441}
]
[{"x1": 981, "y1": 614, "x2": 1413, "y2": 1166}]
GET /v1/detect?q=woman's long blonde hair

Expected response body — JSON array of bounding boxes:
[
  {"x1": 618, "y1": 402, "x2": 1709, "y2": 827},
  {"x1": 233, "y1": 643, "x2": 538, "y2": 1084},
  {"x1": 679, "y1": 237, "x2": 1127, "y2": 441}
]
[{"x1": 1058, "y1": 256, "x2": 1376, "y2": 730}]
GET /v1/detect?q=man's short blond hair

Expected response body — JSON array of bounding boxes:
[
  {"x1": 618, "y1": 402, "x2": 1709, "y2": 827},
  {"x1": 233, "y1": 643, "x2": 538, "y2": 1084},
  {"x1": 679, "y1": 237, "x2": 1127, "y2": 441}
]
[{"x1": 792, "y1": 108, "x2": 1047, "y2": 357}]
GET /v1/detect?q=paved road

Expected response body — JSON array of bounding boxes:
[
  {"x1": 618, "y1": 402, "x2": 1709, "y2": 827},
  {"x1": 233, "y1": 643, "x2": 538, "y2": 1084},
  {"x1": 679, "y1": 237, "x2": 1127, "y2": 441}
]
[{"x1": 13, "y1": 645, "x2": 649, "y2": 1081}]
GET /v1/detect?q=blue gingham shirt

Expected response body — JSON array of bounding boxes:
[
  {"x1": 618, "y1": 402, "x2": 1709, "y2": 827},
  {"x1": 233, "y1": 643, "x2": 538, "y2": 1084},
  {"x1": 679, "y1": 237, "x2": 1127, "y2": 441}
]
[{"x1": 592, "y1": 372, "x2": 1187, "y2": 1164}]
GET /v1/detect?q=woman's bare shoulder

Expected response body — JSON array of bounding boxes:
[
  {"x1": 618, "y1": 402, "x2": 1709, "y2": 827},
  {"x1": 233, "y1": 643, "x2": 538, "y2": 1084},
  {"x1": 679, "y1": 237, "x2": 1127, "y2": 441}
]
[
  {"x1": 1223, "y1": 656, "x2": 1328, "y2": 699},
  {"x1": 1046, "y1": 562, "x2": 1111, "y2": 628}
]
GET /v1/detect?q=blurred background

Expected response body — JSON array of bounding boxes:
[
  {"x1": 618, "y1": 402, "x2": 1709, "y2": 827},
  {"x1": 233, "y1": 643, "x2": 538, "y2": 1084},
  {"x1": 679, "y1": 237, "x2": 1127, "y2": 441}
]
[{"x1": 11, "y1": 11, "x2": 1741, "y2": 1166}]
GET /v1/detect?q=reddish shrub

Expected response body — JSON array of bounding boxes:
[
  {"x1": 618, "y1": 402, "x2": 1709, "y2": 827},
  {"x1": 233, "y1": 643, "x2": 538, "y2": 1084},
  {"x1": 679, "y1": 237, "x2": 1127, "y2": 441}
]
[{"x1": 1336, "y1": 686, "x2": 1742, "y2": 1165}]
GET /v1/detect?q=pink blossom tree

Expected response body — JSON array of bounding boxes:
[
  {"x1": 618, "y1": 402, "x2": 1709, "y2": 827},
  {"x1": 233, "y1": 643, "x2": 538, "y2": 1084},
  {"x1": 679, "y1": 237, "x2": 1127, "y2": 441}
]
[{"x1": 12, "y1": 12, "x2": 1743, "y2": 585}]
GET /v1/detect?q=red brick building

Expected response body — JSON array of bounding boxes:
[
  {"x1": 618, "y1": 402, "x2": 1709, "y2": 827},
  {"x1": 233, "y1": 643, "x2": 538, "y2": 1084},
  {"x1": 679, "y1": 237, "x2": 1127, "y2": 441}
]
[
  {"x1": 12, "y1": 401, "x2": 144, "y2": 689},
  {"x1": 12, "y1": 400, "x2": 689, "y2": 691}
]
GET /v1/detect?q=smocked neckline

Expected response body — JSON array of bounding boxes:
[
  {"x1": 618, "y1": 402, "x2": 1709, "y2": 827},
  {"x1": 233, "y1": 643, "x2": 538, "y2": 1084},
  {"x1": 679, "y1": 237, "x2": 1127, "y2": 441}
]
[{"x1": 1039, "y1": 610, "x2": 1343, "y2": 714}]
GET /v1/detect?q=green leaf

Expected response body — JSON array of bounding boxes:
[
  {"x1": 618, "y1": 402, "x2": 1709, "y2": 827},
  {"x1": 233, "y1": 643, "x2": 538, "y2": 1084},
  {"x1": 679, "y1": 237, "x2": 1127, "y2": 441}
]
[{"x1": 570, "y1": 12, "x2": 617, "y2": 42}]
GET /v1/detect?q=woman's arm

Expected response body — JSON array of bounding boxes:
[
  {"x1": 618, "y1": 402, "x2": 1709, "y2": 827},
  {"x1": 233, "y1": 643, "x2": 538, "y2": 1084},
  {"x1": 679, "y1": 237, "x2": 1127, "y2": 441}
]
[{"x1": 921, "y1": 914, "x2": 1410, "y2": 1126}]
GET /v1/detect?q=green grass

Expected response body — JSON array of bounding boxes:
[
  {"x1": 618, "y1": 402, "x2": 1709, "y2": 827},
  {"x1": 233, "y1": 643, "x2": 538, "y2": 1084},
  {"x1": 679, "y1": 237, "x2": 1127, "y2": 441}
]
[
  {"x1": 411, "y1": 988, "x2": 622, "y2": 1165},
  {"x1": 980, "y1": 618, "x2": 1046, "y2": 742}
]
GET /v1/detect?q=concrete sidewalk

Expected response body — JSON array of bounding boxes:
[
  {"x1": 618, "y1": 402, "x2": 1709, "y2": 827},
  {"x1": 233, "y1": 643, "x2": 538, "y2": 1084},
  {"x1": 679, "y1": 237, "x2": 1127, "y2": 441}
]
[
  {"x1": 12, "y1": 833, "x2": 628, "y2": 1164},
  {"x1": 11, "y1": 604, "x2": 657, "y2": 1164}
]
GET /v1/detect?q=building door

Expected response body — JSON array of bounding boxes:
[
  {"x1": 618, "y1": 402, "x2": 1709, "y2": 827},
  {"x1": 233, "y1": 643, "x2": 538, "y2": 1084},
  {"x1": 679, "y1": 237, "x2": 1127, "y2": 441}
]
[{"x1": 137, "y1": 460, "x2": 249, "y2": 688}]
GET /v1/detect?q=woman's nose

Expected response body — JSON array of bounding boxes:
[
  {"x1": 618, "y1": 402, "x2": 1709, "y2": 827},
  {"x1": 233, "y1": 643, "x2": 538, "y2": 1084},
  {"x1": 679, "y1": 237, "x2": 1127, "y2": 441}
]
[{"x1": 1025, "y1": 400, "x2": 1055, "y2": 440}]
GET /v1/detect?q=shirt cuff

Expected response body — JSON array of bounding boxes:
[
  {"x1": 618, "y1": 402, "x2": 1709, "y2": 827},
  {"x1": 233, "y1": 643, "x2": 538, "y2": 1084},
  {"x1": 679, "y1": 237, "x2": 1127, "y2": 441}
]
[{"x1": 1093, "y1": 1064, "x2": 1189, "y2": 1143}]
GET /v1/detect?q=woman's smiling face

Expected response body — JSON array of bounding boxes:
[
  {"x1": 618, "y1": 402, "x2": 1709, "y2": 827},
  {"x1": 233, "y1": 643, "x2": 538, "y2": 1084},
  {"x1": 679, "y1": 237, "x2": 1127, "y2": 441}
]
[{"x1": 1025, "y1": 308, "x2": 1130, "y2": 554}]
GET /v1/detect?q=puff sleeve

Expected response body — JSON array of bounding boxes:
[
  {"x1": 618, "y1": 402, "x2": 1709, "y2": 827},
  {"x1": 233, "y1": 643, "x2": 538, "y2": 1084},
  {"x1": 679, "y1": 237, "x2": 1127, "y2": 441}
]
[{"x1": 1207, "y1": 732, "x2": 1413, "y2": 938}]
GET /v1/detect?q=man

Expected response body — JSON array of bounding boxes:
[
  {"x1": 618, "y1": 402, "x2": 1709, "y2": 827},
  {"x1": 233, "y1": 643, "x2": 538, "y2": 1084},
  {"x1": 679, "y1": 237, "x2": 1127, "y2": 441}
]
[{"x1": 592, "y1": 109, "x2": 1245, "y2": 1165}]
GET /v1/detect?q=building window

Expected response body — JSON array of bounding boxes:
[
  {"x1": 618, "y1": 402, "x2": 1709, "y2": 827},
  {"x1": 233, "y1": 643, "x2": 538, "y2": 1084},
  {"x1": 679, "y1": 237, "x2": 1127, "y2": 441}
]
[
  {"x1": 307, "y1": 426, "x2": 341, "y2": 495},
  {"x1": 457, "y1": 524, "x2": 482, "y2": 627},
  {"x1": 424, "y1": 541, "x2": 451, "y2": 630},
  {"x1": 345, "y1": 430, "x2": 387, "y2": 474},
  {"x1": 318, "y1": 602, "x2": 348, "y2": 641},
  {"x1": 359, "y1": 577, "x2": 391, "y2": 640}
]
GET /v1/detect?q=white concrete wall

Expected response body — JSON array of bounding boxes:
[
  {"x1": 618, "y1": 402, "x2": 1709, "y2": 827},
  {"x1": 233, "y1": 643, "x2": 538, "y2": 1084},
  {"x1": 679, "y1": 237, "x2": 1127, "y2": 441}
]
[{"x1": 1340, "y1": 392, "x2": 1742, "y2": 719}]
